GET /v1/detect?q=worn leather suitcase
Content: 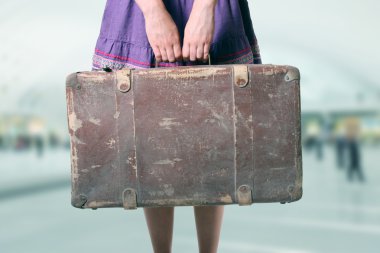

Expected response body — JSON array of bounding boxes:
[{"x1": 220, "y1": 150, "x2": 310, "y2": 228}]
[{"x1": 66, "y1": 64, "x2": 302, "y2": 210}]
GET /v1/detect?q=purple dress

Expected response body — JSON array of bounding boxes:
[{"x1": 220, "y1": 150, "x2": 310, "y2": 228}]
[{"x1": 92, "y1": 0, "x2": 261, "y2": 70}]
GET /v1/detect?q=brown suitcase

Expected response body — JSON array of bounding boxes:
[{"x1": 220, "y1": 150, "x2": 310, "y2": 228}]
[{"x1": 66, "y1": 64, "x2": 302, "y2": 210}]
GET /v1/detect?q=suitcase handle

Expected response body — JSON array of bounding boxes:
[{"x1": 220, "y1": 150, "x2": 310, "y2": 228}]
[{"x1": 154, "y1": 54, "x2": 211, "y2": 67}]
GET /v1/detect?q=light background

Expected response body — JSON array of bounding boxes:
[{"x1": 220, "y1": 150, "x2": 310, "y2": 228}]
[{"x1": 1, "y1": 1, "x2": 379, "y2": 252}]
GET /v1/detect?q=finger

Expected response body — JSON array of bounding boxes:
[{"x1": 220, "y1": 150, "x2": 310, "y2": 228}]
[
  {"x1": 203, "y1": 43, "x2": 210, "y2": 62},
  {"x1": 182, "y1": 42, "x2": 190, "y2": 61},
  {"x1": 189, "y1": 45, "x2": 197, "y2": 61},
  {"x1": 159, "y1": 46, "x2": 169, "y2": 62},
  {"x1": 152, "y1": 45, "x2": 162, "y2": 63},
  {"x1": 166, "y1": 44, "x2": 176, "y2": 63},
  {"x1": 196, "y1": 45, "x2": 203, "y2": 61},
  {"x1": 173, "y1": 43, "x2": 182, "y2": 61}
]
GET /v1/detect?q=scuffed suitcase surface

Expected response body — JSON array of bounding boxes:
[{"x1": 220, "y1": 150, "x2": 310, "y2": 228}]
[
  {"x1": 66, "y1": 72, "x2": 135, "y2": 208},
  {"x1": 66, "y1": 64, "x2": 302, "y2": 209},
  {"x1": 133, "y1": 67, "x2": 236, "y2": 206},
  {"x1": 250, "y1": 66, "x2": 302, "y2": 202}
]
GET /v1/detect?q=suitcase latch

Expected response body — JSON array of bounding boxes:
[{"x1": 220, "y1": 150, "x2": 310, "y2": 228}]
[
  {"x1": 116, "y1": 68, "x2": 132, "y2": 92},
  {"x1": 285, "y1": 67, "x2": 300, "y2": 82},
  {"x1": 123, "y1": 188, "x2": 137, "y2": 210},
  {"x1": 233, "y1": 65, "x2": 249, "y2": 88},
  {"x1": 237, "y1": 185, "x2": 253, "y2": 206}
]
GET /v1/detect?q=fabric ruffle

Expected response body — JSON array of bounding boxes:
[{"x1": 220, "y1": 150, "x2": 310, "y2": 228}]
[{"x1": 92, "y1": 33, "x2": 261, "y2": 70}]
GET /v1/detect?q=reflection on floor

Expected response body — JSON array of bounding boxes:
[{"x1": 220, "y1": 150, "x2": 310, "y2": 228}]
[{"x1": 1, "y1": 146, "x2": 379, "y2": 253}]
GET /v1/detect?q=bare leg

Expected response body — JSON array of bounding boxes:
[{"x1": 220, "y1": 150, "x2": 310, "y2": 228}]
[
  {"x1": 143, "y1": 207, "x2": 175, "y2": 253},
  {"x1": 194, "y1": 205, "x2": 224, "y2": 253}
]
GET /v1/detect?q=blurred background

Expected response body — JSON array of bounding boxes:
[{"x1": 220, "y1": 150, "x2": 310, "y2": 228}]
[{"x1": 1, "y1": 0, "x2": 379, "y2": 252}]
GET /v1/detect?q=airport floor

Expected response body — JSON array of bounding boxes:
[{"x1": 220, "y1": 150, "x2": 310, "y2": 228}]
[{"x1": 1, "y1": 145, "x2": 379, "y2": 253}]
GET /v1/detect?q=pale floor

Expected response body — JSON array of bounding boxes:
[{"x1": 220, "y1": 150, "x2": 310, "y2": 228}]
[{"x1": 0, "y1": 145, "x2": 379, "y2": 253}]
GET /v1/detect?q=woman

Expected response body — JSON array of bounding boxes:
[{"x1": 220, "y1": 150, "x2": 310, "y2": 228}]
[{"x1": 92, "y1": 0, "x2": 261, "y2": 252}]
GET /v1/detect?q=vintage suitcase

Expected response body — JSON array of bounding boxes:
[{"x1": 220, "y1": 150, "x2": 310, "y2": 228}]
[{"x1": 66, "y1": 64, "x2": 302, "y2": 210}]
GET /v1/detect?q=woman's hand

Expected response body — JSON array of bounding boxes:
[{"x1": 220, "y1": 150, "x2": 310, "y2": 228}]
[
  {"x1": 136, "y1": 0, "x2": 182, "y2": 63},
  {"x1": 182, "y1": 0, "x2": 217, "y2": 62}
]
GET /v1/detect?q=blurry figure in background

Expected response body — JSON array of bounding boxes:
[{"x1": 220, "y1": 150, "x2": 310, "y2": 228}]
[
  {"x1": 34, "y1": 135, "x2": 44, "y2": 157},
  {"x1": 335, "y1": 122, "x2": 347, "y2": 169},
  {"x1": 305, "y1": 120, "x2": 323, "y2": 160},
  {"x1": 0, "y1": 124, "x2": 5, "y2": 150},
  {"x1": 48, "y1": 131, "x2": 60, "y2": 149},
  {"x1": 15, "y1": 134, "x2": 32, "y2": 151},
  {"x1": 345, "y1": 117, "x2": 365, "y2": 182},
  {"x1": 0, "y1": 134, "x2": 4, "y2": 150}
]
